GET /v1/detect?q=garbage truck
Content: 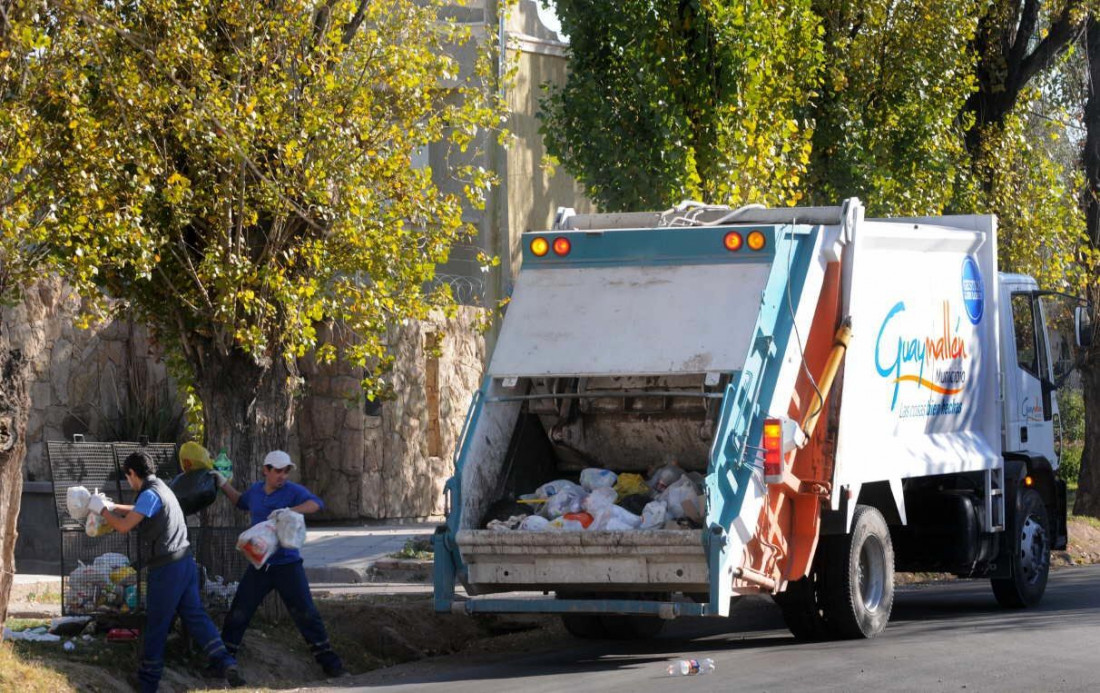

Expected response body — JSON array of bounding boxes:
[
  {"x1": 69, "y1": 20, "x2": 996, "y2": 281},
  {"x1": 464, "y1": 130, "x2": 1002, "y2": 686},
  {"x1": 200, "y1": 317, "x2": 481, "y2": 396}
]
[{"x1": 432, "y1": 198, "x2": 1090, "y2": 640}]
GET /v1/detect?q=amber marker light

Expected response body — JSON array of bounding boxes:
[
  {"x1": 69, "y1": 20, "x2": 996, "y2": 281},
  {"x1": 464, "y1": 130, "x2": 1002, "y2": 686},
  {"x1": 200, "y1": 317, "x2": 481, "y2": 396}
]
[
  {"x1": 747, "y1": 230, "x2": 766, "y2": 251},
  {"x1": 553, "y1": 237, "x2": 572, "y2": 256},
  {"x1": 723, "y1": 232, "x2": 743, "y2": 252},
  {"x1": 530, "y1": 237, "x2": 550, "y2": 257}
]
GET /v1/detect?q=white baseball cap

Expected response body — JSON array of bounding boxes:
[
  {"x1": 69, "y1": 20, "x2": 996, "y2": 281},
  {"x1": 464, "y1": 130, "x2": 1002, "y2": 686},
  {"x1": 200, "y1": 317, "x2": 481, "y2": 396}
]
[{"x1": 263, "y1": 450, "x2": 295, "y2": 470}]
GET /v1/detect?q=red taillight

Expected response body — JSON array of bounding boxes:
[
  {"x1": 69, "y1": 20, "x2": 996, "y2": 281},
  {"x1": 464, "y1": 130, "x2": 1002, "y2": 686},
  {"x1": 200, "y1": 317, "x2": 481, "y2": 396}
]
[
  {"x1": 763, "y1": 418, "x2": 782, "y2": 478},
  {"x1": 723, "y1": 232, "x2": 743, "y2": 252},
  {"x1": 553, "y1": 237, "x2": 572, "y2": 256}
]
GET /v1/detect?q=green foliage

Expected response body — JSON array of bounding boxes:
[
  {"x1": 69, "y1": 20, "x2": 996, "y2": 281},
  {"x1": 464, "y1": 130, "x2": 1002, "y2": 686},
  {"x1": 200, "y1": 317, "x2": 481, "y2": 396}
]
[
  {"x1": 6, "y1": 0, "x2": 503, "y2": 400},
  {"x1": 540, "y1": 0, "x2": 822, "y2": 211},
  {"x1": 957, "y1": 107, "x2": 1093, "y2": 293},
  {"x1": 807, "y1": 0, "x2": 980, "y2": 216},
  {"x1": 1060, "y1": 388, "x2": 1086, "y2": 443}
]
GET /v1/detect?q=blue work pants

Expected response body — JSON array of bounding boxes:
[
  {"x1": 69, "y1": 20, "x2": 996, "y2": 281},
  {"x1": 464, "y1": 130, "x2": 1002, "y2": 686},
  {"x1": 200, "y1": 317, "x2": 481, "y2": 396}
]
[
  {"x1": 141, "y1": 555, "x2": 236, "y2": 692},
  {"x1": 221, "y1": 560, "x2": 341, "y2": 671}
]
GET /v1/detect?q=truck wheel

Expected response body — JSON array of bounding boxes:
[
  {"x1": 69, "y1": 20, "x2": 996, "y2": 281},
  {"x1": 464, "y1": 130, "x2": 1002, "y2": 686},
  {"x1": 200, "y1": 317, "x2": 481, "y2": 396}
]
[
  {"x1": 825, "y1": 504, "x2": 894, "y2": 639},
  {"x1": 561, "y1": 613, "x2": 609, "y2": 639},
  {"x1": 599, "y1": 613, "x2": 666, "y2": 640},
  {"x1": 991, "y1": 487, "x2": 1050, "y2": 608},
  {"x1": 773, "y1": 539, "x2": 835, "y2": 641}
]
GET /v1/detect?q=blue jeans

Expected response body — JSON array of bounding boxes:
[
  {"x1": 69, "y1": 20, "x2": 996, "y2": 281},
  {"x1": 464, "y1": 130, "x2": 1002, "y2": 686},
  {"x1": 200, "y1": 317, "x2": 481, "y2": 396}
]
[
  {"x1": 141, "y1": 556, "x2": 236, "y2": 692},
  {"x1": 221, "y1": 560, "x2": 341, "y2": 671}
]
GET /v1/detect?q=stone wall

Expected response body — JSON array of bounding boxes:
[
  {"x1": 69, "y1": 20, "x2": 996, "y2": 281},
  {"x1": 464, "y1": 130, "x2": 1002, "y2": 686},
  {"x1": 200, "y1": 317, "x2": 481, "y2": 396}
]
[
  {"x1": 5, "y1": 279, "x2": 181, "y2": 483},
  {"x1": 296, "y1": 308, "x2": 486, "y2": 520}
]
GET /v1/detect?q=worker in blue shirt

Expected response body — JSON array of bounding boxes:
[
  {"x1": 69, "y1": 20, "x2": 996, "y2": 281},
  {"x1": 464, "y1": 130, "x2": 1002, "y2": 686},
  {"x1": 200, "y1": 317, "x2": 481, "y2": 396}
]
[
  {"x1": 93, "y1": 451, "x2": 244, "y2": 691},
  {"x1": 213, "y1": 449, "x2": 347, "y2": 678}
]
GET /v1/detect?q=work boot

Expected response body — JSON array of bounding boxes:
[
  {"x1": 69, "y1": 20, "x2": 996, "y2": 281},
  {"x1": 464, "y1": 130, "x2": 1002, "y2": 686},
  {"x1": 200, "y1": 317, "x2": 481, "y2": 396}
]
[
  {"x1": 224, "y1": 664, "x2": 246, "y2": 687},
  {"x1": 323, "y1": 664, "x2": 350, "y2": 678}
]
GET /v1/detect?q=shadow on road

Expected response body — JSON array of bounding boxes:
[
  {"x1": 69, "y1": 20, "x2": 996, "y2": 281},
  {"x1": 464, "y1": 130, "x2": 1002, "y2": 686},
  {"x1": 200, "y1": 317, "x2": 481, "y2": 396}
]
[{"x1": 327, "y1": 565, "x2": 1100, "y2": 691}]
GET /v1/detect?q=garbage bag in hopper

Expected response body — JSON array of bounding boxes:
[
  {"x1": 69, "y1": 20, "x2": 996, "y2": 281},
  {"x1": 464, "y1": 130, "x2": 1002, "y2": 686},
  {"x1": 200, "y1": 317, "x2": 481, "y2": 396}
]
[{"x1": 169, "y1": 469, "x2": 218, "y2": 515}]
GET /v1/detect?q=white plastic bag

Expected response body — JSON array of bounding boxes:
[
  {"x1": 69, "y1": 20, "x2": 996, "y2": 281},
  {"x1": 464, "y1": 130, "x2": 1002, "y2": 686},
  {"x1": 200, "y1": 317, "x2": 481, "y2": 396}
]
[
  {"x1": 533, "y1": 479, "x2": 585, "y2": 500},
  {"x1": 589, "y1": 504, "x2": 642, "y2": 531},
  {"x1": 548, "y1": 516, "x2": 586, "y2": 531},
  {"x1": 579, "y1": 468, "x2": 618, "y2": 491},
  {"x1": 543, "y1": 486, "x2": 587, "y2": 518},
  {"x1": 647, "y1": 464, "x2": 684, "y2": 492},
  {"x1": 66, "y1": 486, "x2": 91, "y2": 521},
  {"x1": 93, "y1": 553, "x2": 130, "y2": 571},
  {"x1": 659, "y1": 476, "x2": 700, "y2": 520},
  {"x1": 519, "y1": 515, "x2": 551, "y2": 531},
  {"x1": 640, "y1": 500, "x2": 668, "y2": 529},
  {"x1": 270, "y1": 509, "x2": 306, "y2": 550},
  {"x1": 582, "y1": 487, "x2": 617, "y2": 514},
  {"x1": 236, "y1": 521, "x2": 279, "y2": 569}
]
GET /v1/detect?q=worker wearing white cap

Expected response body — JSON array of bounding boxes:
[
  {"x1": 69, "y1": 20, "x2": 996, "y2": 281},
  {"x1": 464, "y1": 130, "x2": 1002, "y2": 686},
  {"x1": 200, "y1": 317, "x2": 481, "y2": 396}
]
[{"x1": 212, "y1": 450, "x2": 346, "y2": 678}]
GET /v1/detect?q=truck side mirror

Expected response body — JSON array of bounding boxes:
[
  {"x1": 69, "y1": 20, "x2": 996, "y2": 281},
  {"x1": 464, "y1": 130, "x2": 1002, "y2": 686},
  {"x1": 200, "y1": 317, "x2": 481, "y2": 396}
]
[{"x1": 1075, "y1": 305, "x2": 1093, "y2": 348}]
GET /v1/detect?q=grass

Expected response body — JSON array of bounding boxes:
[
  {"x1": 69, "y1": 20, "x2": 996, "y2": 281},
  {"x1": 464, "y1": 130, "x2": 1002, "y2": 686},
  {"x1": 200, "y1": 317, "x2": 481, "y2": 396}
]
[
  {"x1": 0, "y1": 641, "x2": 75, "y2": 692},
  {"x1": 389, "y1": 537, "x2": 434, "y2": 560}
]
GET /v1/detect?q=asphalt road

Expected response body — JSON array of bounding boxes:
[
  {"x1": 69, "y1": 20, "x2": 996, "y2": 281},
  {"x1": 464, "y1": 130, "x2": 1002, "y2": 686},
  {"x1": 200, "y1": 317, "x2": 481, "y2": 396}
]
[{"x1": 322, "y1": 564, "x2": 1100, "y2": 693}]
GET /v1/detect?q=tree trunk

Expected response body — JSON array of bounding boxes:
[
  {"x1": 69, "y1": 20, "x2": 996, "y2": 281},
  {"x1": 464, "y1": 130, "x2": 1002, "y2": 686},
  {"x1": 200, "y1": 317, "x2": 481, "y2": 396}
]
[
  {"x1": 0, "y1": 329, "x2": 31, "y2": 633},
  {"x1": 194, "y1": 346, "x2": 298, "y2": 529},
  {"x1": 1075, "y1": 15, "x2": 1100, "y2": 519}
]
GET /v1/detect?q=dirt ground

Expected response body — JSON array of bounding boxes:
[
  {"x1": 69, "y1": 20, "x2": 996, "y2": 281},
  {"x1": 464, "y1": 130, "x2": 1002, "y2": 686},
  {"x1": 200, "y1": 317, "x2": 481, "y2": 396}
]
[{"x1": 8, "y1": 516, "x2": 1100, "y2": 692}]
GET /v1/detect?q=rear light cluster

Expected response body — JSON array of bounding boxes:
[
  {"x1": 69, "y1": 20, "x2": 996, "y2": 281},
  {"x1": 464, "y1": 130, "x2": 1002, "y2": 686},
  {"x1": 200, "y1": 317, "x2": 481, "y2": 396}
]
[
  {"x1": 528, "y1": 229, "x2": 767, "y2": 258},
  {"x1": 725, "y1": 230, "x2": 767, "y2": 253},
  {"x1": 530, "y1": 236, "x2": 571, "y2": 257}
]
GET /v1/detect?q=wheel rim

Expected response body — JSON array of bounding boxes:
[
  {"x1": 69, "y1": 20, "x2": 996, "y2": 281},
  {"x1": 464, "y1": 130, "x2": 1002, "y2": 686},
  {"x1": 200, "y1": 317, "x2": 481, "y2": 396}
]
[
  {"x1": 858, "y1": 538, "x2": 886, "y2": 612},
  {"x1": 1018, "y1": 513, "x2": 1049, "y2": 586}
]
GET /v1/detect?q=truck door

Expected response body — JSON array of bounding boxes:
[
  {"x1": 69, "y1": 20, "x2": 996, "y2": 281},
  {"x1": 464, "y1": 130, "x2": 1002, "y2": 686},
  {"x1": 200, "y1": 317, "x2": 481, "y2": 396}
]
[{"x1": 1005, "y1": 292, "x2": 1056, "y2": 461}]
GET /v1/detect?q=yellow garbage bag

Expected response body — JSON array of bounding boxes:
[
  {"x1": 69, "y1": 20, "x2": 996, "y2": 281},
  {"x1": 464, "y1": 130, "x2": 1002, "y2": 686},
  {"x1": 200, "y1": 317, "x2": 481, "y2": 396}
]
[
  {"x1": 614, "y1": 473, "x2": 649, "y2": 500},
  {"x1": 179, "y1": 441, "x2": 213, "y2": 472}
]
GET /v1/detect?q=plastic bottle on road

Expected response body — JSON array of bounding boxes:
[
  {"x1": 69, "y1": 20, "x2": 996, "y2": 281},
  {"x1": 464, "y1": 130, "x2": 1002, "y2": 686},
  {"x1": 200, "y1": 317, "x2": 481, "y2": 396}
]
[{"x1": 666, "y1": 658, "x2": 716, "y2": 676}]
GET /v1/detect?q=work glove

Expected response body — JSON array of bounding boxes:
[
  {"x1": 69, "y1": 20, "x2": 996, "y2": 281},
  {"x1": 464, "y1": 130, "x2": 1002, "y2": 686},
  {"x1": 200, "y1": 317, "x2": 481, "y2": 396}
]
[
  {"x1": 88, "y1": 492, "x2": 115, "y2": 515},
  {"x1": 210, "y1": 470, "x2": 230, "y2": 489}
]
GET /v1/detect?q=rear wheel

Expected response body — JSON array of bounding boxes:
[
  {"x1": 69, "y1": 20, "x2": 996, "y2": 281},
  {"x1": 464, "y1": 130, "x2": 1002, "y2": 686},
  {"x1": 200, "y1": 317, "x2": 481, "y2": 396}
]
[
  {"x1": 598, "y1": 613, "x2": 666, "y2": 639},
  {"x1": 561, "y1": 613, "x2": 608, "y2": 639},
  {"x1": 773, "y1": 539, "x2": 836, "y2": 641},
  {"x1": 824, "y1": 504, "x2": 894, "y2": 639},
  {"x1": 991, "y1": 487, "x2": 1050, "y2": 608},
  {"x1": 557, "y1": 592, "x2": 667, "y2": 640}
]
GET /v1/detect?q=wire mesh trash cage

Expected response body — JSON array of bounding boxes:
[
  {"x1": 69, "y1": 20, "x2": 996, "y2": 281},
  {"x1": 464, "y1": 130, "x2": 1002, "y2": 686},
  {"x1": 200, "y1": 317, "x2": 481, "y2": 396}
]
[
  {"x1": 48, "y1": 439, "x2": 179, "y2": 617},
  {"x1": 61, "y1": 531, "x2": 143, "y2": 615},
  {"x1": 187, "y1": 527, "x2": 250, "y2": 613}
]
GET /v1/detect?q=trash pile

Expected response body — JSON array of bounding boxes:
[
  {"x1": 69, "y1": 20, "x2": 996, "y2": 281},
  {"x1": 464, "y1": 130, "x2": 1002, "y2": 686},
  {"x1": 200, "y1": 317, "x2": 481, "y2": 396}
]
[
  {"x1": 64, "y1": 553, "x2": 140, "y2": 614},
  {"x1": 199, "y1": 567, "x2": 239, "y2": 611},
  {"x1": 485, "y1": 464, "x2": 705, "y2": 532}
]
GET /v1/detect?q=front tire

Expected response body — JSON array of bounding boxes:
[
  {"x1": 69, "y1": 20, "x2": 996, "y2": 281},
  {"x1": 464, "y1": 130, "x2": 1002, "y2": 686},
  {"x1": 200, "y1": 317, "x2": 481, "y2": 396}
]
[
  {"x1": 825, "y1": 504, "x2": 895, "y2": 639},
  {"x1": 991, "y1": 487, "x2": 1050, "y2": 608}
]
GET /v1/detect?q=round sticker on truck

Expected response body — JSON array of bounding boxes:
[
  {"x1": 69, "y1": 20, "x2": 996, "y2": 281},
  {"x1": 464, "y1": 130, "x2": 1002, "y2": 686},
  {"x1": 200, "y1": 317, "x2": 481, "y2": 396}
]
[{"x1": 961, "y1": 256, "x2": 983, "y2": 325}]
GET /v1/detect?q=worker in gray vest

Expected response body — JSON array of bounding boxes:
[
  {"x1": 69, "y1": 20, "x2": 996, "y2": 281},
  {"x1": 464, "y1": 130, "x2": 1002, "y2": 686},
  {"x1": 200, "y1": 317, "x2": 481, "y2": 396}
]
[{"x1": 93, "y1": 451, "x2": 244, "y2": 691}]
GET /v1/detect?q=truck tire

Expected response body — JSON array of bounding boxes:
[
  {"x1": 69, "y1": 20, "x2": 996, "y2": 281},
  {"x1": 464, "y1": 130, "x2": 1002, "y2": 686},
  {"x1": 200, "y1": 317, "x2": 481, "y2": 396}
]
[
  {"x1": 825, "y1": 504, "x2": 894, "y2": 639},
  {"x1": 773, "y1": 539, "x2": 836, "y2": 641},
  {"x1": 598, "y1": 613, "x2": 666, "y2": 640},
  {"x1": 561, "y1": 613, "x2": 608, "y2": 639},
  {"x1": 991, "y1": 487, "x2": 1050, "y2": 608}
]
